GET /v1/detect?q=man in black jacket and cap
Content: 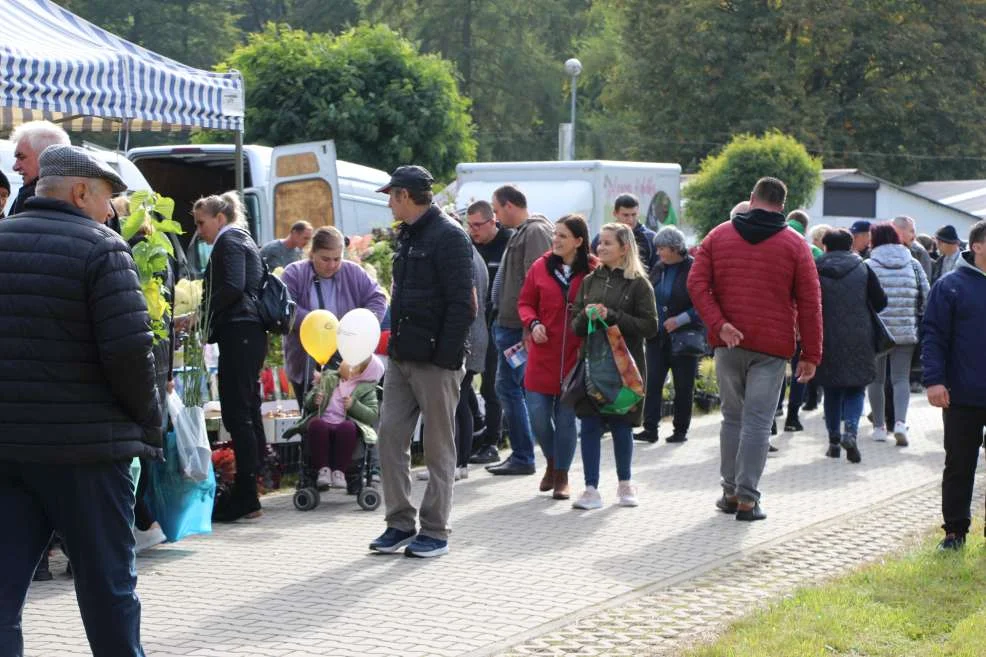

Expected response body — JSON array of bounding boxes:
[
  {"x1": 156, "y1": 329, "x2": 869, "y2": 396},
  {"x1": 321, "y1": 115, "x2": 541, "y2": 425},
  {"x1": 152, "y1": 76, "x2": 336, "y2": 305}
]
[
  {"x1": 0, "y1": 144, "x2": 162, "y2": 657},
  {"x1": 369, "y1": 165, "x2": 474, "y2": 559}
]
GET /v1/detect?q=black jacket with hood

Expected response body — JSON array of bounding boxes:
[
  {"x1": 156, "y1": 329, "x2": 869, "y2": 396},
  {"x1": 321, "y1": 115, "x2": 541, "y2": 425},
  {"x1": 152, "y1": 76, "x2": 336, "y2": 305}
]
[{"x1": 814, "y1": 251, "x2": 888, "y2": 388}]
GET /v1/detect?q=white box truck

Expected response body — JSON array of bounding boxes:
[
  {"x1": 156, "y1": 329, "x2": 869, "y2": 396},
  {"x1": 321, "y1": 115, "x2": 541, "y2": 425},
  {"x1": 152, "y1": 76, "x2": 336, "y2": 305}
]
[
  {"x1": 127, "y1": 142, "x2": 394, "y2": 274},
  {"x1": 451, "y1": 160, "x2": 682, "y2": 235}
]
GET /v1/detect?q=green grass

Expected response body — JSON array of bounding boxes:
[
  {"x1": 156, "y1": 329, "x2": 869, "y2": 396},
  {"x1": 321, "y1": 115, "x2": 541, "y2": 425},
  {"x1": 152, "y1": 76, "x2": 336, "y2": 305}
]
[{"x1": 686, "y1": 522, "x2": 986, "y2": 657}]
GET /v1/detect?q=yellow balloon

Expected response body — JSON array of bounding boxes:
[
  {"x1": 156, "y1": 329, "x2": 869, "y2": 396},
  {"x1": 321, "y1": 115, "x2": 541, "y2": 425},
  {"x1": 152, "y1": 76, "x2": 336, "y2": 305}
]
[{"x1": 300, "y1": 309, "x2": 339, "y2": 366}]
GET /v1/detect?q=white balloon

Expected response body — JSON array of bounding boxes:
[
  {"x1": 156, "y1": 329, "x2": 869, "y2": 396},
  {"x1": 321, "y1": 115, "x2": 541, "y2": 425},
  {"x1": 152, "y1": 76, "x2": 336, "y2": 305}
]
[{"x1": 337, "y1": 308, "x2": 382, "y2": 365}]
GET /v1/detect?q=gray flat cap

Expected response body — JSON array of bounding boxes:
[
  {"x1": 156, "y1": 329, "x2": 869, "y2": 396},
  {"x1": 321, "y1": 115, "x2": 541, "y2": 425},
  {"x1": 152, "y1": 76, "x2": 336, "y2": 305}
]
[{"x1": 39, "y1": 145, "x2": 127, "y2": 193}]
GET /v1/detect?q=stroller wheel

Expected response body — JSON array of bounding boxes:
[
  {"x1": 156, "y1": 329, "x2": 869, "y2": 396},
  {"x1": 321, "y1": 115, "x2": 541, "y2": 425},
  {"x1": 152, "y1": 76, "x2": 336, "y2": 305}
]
[
  {"x1": 293, "y1": 487, "x2": 320, "y2": 511},
  {"x1": 357, "y1": 487, "x2": 381, "y2": 511}
]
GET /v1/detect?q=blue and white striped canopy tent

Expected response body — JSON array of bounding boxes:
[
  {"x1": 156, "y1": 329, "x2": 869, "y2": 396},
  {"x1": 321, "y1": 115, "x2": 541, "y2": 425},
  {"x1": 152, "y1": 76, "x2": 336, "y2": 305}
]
[{"x1": 0, "y1": 0, "x2": 244, "y2": 134}]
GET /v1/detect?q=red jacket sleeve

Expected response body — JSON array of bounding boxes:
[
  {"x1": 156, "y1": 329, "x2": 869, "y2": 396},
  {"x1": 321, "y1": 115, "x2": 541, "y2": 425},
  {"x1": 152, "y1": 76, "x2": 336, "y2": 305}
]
[
  {"x1": 686, "y1": 235, "x2": 727, "y2": 341},
  {"x1": 517, "y1": 264, "x2": 540, "y2": 329},
  {"x1": 793, "y1": 242, "x2": 824, "y2": 365}
]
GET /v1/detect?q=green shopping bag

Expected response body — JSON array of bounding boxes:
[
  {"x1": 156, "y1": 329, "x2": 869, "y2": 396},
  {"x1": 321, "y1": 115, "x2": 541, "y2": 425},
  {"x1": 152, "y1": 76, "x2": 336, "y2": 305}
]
[{"x1": 583, "y1": 307, "x2": 645, "y2": 415}]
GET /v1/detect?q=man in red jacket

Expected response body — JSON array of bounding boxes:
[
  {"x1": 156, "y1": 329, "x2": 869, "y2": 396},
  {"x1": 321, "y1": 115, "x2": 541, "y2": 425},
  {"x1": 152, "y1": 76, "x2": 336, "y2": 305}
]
[{"x1": 687, "y1": 177, "x2": 822, "y2": 521}]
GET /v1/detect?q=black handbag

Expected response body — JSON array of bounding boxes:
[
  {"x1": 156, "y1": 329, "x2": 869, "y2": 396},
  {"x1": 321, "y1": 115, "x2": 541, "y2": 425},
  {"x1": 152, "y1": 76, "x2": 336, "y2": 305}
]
[
  {"x1": 560, "y1": 358, "x2": 596, "y2": 416},
  {"x1": 870, "y1": 305, "x2": 896, "y2": 356},
  {"x1": 670, "y1": 326, "x2": 708, "y2": 357}
]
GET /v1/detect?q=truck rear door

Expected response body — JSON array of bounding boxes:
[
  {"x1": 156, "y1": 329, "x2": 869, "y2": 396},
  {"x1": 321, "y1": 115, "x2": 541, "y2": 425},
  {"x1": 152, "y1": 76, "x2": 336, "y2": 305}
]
[{"x1": 269, "y1": 141, "x2": 343, "y2": 238}]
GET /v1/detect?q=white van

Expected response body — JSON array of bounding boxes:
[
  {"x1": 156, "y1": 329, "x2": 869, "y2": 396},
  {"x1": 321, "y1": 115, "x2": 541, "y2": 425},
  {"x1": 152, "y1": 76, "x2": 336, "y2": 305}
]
[
  {"x1": 451, "y1": 160, "x2": 682, "y2": 236},
  {"x1": 127, "y1": 142, "x2": 393, "y2": 274},
  {"x1": 0, "y1": 139, "x2": 151, "y2": 215}
]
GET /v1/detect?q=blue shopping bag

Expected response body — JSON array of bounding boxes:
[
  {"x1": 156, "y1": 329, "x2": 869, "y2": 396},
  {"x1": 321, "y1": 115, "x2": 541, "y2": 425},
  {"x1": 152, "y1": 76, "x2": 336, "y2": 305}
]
[{"x1": 146, "y1": 430, "x2": 215, "y2": 542}]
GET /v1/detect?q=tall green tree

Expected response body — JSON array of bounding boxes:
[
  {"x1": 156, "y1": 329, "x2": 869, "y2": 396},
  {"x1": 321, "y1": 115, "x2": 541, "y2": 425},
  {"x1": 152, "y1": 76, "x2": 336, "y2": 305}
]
[
  {"x1": 362, "y1": 0, "x2": 598, "y2": 161},
  {"x1": 684, "y1": 132, "x2": 822, "y2": 237},
  {"x1": 221, "y1": 23, "x2": 476, "y2": 178},
  {"x1": 612, "y1": 0, "x2": 986, "y2": 183}
]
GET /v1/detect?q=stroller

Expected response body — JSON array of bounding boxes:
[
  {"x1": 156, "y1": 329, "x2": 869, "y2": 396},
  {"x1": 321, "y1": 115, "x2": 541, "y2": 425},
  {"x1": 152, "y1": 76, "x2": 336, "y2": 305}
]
[{"x1": 281, "y1": 378, "x2": 383, "y2": 513}]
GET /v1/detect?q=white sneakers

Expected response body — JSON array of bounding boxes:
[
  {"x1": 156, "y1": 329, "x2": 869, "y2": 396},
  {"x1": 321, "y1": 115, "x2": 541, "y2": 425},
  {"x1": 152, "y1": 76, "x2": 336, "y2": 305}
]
[
  {"x1": 573, "y1": 483, "x2": 640, "y2": 509},
  {"x1": 893, "y1": 421, "x2": 909, "y2": 447},
  {"x1": 134, "y1": 522, "x2": 166, "y2": 553},
  {"x1": 617, "y1": 481, "x2": 639, "y2": 507},
  {"x1": 572, "y1": 486, "x2": 603, "y2": 509},
  {"x1": 872, "y1": 426, "x2": 888, "y2": 442},
  {"x1": 318, "y1": 468, "x2": 347, "y2": 488},
  {"x1": 416, "y1": 469, "x2": 430, "y2": 481}
]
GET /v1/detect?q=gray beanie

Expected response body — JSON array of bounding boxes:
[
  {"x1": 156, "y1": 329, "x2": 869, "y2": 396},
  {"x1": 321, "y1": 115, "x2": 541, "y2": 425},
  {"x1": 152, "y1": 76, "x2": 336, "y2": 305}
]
[{"x1": 654, "y1": 226, "x2": 687, "y2": 255}]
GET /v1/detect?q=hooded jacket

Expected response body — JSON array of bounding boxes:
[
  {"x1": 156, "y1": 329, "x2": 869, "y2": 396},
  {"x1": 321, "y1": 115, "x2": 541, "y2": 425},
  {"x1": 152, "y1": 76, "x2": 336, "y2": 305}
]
[
  {"x1": 867, "y1": 244, "x2": 930, "y2": 345},
  {"x1": 517, "y1": 251, "x2": 599, "y2": 395},
  {"x1": 687, "y1": 209, "x2": 823, "y2": 364},
  {"x1": 921, "y1": 251, "x2": 986, "y2": 408},
  {"x1": 294, "y1": 355, "x2": 385, "y2": 444},
  {"x1": 814, "y1": 251, "x2": 888, "y2": 388}
]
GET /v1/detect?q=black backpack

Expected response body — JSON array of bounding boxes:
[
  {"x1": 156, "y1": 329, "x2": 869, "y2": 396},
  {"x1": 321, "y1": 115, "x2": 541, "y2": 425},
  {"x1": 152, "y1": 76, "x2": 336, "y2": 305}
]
[{"x1": 253, "y1": 262, "x2": 297, "y2": 334}]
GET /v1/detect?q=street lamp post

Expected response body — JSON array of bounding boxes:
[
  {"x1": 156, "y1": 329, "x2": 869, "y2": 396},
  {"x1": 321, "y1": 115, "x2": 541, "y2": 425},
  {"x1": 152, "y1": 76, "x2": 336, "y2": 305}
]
[{"x1": 564, "y1": 58, "x2": 582, "y2": 159}]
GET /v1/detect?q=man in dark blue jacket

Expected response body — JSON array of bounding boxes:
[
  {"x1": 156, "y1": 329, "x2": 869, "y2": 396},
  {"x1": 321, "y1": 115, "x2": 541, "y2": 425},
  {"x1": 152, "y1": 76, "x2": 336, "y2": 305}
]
[
  {"x1": 922, "y1": 219, "x2": 986, "y2": 551},
  {"x1": 0, "y1": 145, "x2": 161, "y2": 656},
  {"x1": 370, "y1": 165, "x2": 474, "y2": 559}
]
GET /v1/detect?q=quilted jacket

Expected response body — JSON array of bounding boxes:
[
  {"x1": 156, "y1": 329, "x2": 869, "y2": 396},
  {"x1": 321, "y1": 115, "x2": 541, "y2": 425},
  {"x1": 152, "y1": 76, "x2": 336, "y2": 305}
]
[
  {"x1": 867, "y1": 244, "x2": 930, "y2": 346},
  {"x1": 814, "y1": 251, "x2": 888, "y2": 387},
  {"x1": 687, "y1": 211, "x2": 823, "y2": 364}
]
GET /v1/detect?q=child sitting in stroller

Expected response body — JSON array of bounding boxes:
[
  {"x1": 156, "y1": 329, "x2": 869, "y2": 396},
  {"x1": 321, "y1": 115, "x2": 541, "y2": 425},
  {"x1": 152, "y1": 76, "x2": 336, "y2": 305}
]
[{"x1": 295, "y1": 355, "x2": 384, "y2": 489}]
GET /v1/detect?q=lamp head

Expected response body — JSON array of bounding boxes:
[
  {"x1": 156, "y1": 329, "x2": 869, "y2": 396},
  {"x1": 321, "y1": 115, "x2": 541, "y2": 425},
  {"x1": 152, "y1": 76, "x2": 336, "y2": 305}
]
[{"x1": 564, "y1": 58, "x2": 583, "y2": 77}]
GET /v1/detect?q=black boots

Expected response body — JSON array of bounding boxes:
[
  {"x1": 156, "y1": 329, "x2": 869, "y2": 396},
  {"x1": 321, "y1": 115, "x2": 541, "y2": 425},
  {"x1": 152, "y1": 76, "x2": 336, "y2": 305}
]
[{"x1": 213, "y1": 472, "x2": 262, "y2": 523}]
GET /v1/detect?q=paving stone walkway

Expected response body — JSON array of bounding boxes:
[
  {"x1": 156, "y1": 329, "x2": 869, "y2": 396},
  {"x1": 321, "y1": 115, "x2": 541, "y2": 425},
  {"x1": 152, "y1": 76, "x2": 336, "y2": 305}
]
[{"x1": 22, "y1": 395, "x2": 977, "y2": 657}]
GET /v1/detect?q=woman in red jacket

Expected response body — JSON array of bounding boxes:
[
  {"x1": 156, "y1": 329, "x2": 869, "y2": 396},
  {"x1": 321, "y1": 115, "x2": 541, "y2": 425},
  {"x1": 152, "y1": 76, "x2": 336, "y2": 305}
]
[{"x1": 518, "y1": 214, "x2": 597, "y2": 500}]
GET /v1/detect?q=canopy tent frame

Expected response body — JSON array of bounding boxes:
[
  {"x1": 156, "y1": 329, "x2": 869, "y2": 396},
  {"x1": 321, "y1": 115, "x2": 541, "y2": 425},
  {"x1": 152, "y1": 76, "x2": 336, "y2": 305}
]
[{"x1": 1, "y1": 0, "x2": 246, "y2": 196}]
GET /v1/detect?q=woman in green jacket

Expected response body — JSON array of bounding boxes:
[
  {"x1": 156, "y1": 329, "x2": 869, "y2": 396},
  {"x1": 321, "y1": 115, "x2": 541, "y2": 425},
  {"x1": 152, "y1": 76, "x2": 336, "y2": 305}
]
[{"x1": 571, "y1": 223, "x2": 659, "y2": 510}]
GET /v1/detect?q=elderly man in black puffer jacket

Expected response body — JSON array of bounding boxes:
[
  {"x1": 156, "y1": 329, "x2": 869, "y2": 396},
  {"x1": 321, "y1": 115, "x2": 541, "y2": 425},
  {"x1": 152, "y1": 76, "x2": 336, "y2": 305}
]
[{"x1": 0, "y1": 145, "x2": 161, "y2": 657}]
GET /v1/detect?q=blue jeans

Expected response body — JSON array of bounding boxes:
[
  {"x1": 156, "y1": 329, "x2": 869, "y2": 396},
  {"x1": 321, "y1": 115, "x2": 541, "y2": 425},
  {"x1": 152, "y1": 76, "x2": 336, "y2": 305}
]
[
  {"x1": 579, "y1": 415, "x2": 634, "y2": 488},
  {"x1": 526, "y1": 391, "x2": 578, "y2": 471},
  {"x1": 493, "y1": 324, "x2": 535, "y2": 465},
  {"x1": 0, "y1": 460, "x2": 144, "y2": 657},
  {"x1": 822, "y1": 386, "x2": 866, "y2": 442}
]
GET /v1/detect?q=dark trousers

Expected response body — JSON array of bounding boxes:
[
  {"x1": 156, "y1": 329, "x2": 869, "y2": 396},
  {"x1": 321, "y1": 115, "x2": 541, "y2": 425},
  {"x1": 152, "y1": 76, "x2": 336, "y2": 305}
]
[
  {"x1": 307, "y1": 419, "x2": 359, "y2": 472},
  {"x1": 455, "y1": 372, "x2": 477, "y2": 467},
  {"x1": 0, "y1": 460, "x2": 145, "y2": 657},
  {"x1": 217, "y1": 322, "x2": 268, "y2": 476},
  {"x1": 477, "y1": 324, "x2": 503, "y2": 449},
  {"x1": 777, "y1": 344, "x2": 806, "y2": 416},
  {"x1": 643, "y1": 336, "x2": 697, "y2": 435},
  {"x1": 941, "y1": 405, "x2": 986, "y2": 536}
]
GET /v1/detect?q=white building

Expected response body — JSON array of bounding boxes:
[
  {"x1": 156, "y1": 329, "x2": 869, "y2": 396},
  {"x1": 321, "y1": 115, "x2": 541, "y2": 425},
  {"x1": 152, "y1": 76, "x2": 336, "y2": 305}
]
[{"x1": 802, "y1": 169, "x2": 980, "y2": 237}]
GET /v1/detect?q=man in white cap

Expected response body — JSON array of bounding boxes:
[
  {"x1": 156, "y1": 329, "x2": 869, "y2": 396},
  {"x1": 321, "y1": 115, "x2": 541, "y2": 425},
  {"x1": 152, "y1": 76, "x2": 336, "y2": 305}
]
[{"x1": 0, "y1": 145, "x2": 161, "y2": 656}]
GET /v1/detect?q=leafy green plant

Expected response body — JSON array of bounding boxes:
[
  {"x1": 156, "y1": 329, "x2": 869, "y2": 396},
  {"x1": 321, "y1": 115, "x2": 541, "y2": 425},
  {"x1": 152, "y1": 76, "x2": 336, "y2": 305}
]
[
  {"x1": 684, "y1": 132, "x2": 822, "y2": 238},
  {"x1": 121, "y1": 192, "x2": 184, "y2": 343}
]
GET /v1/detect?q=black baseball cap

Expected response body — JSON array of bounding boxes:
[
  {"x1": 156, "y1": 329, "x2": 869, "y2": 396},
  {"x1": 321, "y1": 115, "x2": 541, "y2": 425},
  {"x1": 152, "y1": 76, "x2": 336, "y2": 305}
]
[
  {"x1": 849, "y1": 220, "x2": 872, "y2": 234},
  {"x1": 376, "y1": 165, "x2": 435, "y2": 194}
]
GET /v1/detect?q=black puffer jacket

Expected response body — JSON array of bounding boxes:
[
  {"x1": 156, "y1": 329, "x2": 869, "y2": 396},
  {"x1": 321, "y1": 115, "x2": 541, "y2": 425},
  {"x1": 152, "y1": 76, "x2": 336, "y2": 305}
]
[
  {"x1": 389, "y1": 205, "x2": 475, "y2": 369},
  {"x1": 203, "y1": 226, "x2": 264, "y2": 343},
  {"x1": 815, "y1": 251, "x2": 888, "y2": 388},
  {"x1": 0, "y1": 197, "x2": 162, "y2": 463}
]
